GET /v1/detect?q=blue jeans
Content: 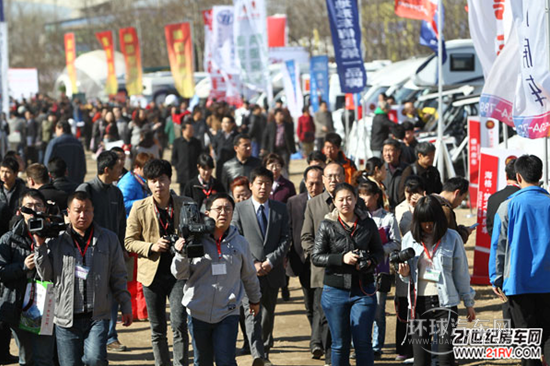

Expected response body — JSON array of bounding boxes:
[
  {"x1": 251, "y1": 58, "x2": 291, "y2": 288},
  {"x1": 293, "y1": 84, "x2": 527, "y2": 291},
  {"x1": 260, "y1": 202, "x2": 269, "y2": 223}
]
[
  {"x1": 11, "y1": 327, "x2": 55, "y2": 366},
  {"x1": 251, "y1": 141, "x2": 260, "y2": 158},
  {"x1": 188, "y1": 315, "x2": 239, "y2": 366},
  {"x1": 107, "y1": 301, "x2": 119, "y2": 345},
  {"x1": 322, "y1": 284, "x2": 377, "y2": 366},
  {"x1": 55, "y1": 317, "x2": 109, "y2": 366},
  {"x1": 372, "y1": 291, "x2": 388, "y2": 353}
]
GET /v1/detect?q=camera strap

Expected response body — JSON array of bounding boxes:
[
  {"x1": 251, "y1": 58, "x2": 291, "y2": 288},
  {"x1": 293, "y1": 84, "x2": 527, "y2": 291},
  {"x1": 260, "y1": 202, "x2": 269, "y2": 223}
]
[
  {"x1": 73, "y1": 228, "x2": 94, "y2": 258},
  {"x1": 154, "y1": 203, "x2": 173, "y2": 235},
  {"x1": 421, "y1": 239, "x2": 441, "y2": 262},
  {"x1": 27, "y1": 231, "x2": 35, "y2": 251},
  {"x1": 215, "y1": 236, "x2": 223, "y2": 259},
  {"x1": 338, "y1": 216, "x2": 358, "y2": 237}
]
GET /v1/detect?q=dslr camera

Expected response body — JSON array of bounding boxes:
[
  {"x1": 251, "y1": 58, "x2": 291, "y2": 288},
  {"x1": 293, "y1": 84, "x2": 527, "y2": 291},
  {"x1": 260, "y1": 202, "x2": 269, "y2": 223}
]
[
  {"x1": 353, "y1": 249, "x2": 378, "y2": 272},
  {"x1": 22, "y1": 205, "x2": 67, "y2": 238},
  {"x1": 178, "y1": 202, "x2": 215, "y2": 258},
  {"x1": 389, "y1": 248, "x2": 415, "y2": 271}
]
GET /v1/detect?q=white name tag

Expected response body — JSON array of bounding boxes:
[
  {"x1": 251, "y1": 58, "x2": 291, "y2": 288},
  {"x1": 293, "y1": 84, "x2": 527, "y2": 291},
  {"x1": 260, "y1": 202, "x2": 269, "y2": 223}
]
[
  {"x1": 422, "y1": 266, "x2": 441, "y2": 282},
  {"x1": 75, "y1": 265, "x2": 90, "y2": 280},
  {"x1": 212, "y1": 263, "x2": 227, "y2": 276}
]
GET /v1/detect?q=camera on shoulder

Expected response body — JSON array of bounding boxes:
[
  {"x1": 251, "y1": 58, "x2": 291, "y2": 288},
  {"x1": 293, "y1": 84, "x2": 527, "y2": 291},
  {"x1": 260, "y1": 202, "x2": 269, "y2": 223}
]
[
  {"x1": 22, "y1": 205, "x2": 67, "y2": 238},
  {"x1": 178, "y1": 202, "x2": 215, "y2": 258}
]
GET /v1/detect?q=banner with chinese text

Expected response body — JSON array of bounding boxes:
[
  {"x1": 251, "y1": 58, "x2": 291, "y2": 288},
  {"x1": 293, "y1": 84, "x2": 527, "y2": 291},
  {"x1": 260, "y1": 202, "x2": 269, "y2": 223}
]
[
  {"x1": 64, "y1": 33, "x2": 78, "y2": 94},
  {"x1": 282, "y1": 60, "x2": 303, "y2": 119},
  {"x1": 394, "y1": 0, "x2": 437, "y2": 22},
  {"x1": 164, "y1": 23, "x2": 194, "y2": 98},
  {"x1": 326, "y1": 0, "x2": 366, "y2": 94},
  {"x1": 310, "y1": 55, "x2": 329, "y2": 112},
  {"x1": 95, "y1": 31, "x2": 118, "y2": 96},
  {"x1": 119, "y1": 27, "x2": 143, "y2": 96}
]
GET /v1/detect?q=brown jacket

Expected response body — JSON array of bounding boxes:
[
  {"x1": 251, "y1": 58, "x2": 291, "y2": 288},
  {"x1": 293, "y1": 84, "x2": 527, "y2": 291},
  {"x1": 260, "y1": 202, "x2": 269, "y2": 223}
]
[
  {"x1": 125, "y1": 194, "x2": 192, "y2": 287},
  {"x1": 433, "y1": 194, "x2": 470, "y2": 243}
]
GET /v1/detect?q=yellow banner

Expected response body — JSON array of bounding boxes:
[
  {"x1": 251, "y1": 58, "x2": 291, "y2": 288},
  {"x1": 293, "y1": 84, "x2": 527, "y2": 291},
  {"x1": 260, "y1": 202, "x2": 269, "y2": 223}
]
[
  {"x1": 95, "y1": 31, "x2": 118, "y2": 95},
  {"x1": 64, "y1": 33, "x2": 78, "y2": 94},
  {"x1": 164, "y1": 23, "x2": 195, "y2": 98},
  {"x1": 119, "y1": 27, "x2": 143, "y2": 96}
]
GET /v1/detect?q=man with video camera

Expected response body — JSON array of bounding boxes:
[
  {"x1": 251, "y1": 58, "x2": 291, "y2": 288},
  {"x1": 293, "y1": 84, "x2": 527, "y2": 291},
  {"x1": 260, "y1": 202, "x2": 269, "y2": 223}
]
[
  {"x1": 125, "y1": 159, "x2": 192, "y2": 366},
  {"x1": 0, "y1": 189, "x2": 55, "y2": 365},
  {"x1": 171, "y1": 192, "x2": 261, "y2": 366}
]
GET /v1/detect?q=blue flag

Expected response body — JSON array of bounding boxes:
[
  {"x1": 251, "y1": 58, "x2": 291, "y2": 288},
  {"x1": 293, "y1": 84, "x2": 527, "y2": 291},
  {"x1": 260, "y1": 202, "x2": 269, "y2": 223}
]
[
  {"x1": 420, "y1": 4, "x2": 447, "y2": 64},
  {"x1": 310, "y1": 55, "x2": 329, "y2": 112}
]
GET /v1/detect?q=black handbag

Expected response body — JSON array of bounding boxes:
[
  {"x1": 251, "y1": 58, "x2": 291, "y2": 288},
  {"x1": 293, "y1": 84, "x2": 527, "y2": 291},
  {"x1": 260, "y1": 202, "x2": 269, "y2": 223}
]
[{"x1": 376, "y1": 273, "x2": 393, "y2": 293}]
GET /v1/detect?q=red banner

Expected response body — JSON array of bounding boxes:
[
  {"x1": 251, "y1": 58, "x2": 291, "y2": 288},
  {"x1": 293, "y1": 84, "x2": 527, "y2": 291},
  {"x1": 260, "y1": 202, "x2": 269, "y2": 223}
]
[
  {"x1": 118, "y1": 27, "x2": 143, "y2": 96},
  {"x1": 165, "y1": 23, "x2": 194, "y2": 98},
  {"x1": 468, "y1": 118, "x2": 481, "y2": 209},
  {"x1": 394, "y1": 0, "x2": 437, "y2": 22},
  {"x1": 267, "y1": 16, "x2": 286, "y2": 47},
  {"x1": 64, "y1": 33, "x2": 78, "y2": 94},
  {"x1": 95, "y1": 31, "x2": 118, "y2": 96}
]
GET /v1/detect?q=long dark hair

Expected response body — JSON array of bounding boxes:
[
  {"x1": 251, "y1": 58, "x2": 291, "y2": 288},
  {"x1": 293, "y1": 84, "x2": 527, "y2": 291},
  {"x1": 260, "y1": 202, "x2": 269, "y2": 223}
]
[
  {"x1": 365, "y1": 157, "x2": 384, "y2": 177},
  {"x1": 410, "y1": 195, "x2": 448, "y2": 243}
]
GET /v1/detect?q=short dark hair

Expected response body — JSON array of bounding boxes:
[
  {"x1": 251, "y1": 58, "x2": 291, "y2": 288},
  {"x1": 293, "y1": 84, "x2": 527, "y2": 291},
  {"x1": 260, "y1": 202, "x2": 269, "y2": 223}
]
[
  {"x1": 110, "y1": 146, "x2": 124, "y2": 154},
  {"x1": 1, "y1": 156, "x2": 19, "y2": 174},
  {"x1": 204, "y1": 192, "x2": 235, "y2": 211},
  {"x1": 19, "y1": 189, "x2": 46, "y2": 208},
  {"x1": 303, "y1": 165, "x2": 324, "y2": 180},
  {"x1": 365, "y1": 157, "x2": 384, "y2": 177},
  {"x1": 324, "y1": 132, "x2": 342, "y2": 148},
  {"x1": 47, "y1": 157, "x2": 67, "y2": 179},
  {"x1": 183, "y1": 119, "x2": 194, "y2": 129},
  {"x1": 143, "y1": 159, "x2": 172, "y2": 180},
  {"x1": 250, "y1": 167, "x2": 274, "y2": 184},
  {"x1": 56, "y1": 120, "x2": 71, "y2": 134},
  {"x1": 68, "y1": 191, "x2": 93, "y2": 208},
  {"x1": 505, "y1": 158, "x2": 517, "y2": 182},
  {"x1": 307, "y1": 150, "x2": 326, "y2": 164},
  {"x1": 223, "y1": 115, "x2": 235, "y2": 124},
  {"x1": 97, "y1": 151, "x2": 119, "y2": 175},
  {"x1": 233, "y1": 134, "x2": 251, "y2": 147},
  {"x1": 410, "y1": 195, "x2": 448, "y2": 244},
  {"x1": 402, "y1": 121, "x2": 415, "y2": 132},
  {"x1": 392, "y1": 124, "x2": 405, "y2": 140},
  {"x1": 26, "y1": 164, "x2": 49, "y2": 185},
  {"x1": 382, "y1": 138, "x2": 401, "y2": 150},
  {"x1": 333, "y1": 182, "x2": 357, "y2": 199},
  {"x1": 404, "y1": 175, "x2": 426, "y2": 194},
  {"x1": 415, "y1": 142, "x2": 436, "y2": 156},
  {"x1": 197, "y1": 153, "x2": 214, "y2": 169},
  {"x1": 514, "y1": 154, "x2": 543, "y2": 184},
  {"x1": 320, "y1": 100, "x2": 327, "y2": 107},
  {"x1": 442, "y1": 177, "x2": 469, "y2": 196}
]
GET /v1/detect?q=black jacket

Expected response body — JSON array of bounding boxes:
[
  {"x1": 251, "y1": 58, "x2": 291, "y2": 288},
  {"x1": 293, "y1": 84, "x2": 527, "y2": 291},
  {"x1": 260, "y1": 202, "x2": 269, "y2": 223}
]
[
  {"x1": 171, "y1": 136, "x2": 203, "y2": 184},
  {"x1": 249, "y1": 113, "x2": 267, "y2": 144},
  {"x1": 220, "y1": 156, "x2": 262, "y2": 192},
  {"x1": 0, "y1": 219, "x2": 35, "y2": 325},
  {"x1": 212, "y1": 130, "x2": 239, "y2": 179},
  {"x1": 263, "y1": 121, "x2": 296, "y2": 155},
  {"x1": 312, "y1": 210, "x2": 384, "y2": 290},
  {"x1": 0, "y1": 178, "x2": 27, "y2": 217},
  {"x1": 183, "y1": 176, "x2": 225, "y2": 210},
  {"x1": 39, "y1": 183, "x2": 69, "y2": 211},
  {"x1": 370, "y1": 113, "x2": 395, "y2": 151},
  {"x1": 383, "y1": 162, "x2": 408, "y2": 210},
  {"x1": 398, "y1": 162, "x2": 442, "y2": 203},
  {"x1": 486, "y1": 185, "x2": 520, "y2": 237},
  {"x1": 52, "y1": 177, "x2": 79, "y2": 195}
]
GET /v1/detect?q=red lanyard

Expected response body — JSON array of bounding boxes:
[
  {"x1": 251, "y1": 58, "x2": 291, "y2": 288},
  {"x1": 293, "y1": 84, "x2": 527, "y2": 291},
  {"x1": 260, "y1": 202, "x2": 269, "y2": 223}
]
[
  {"x1": 338, "y1": 216, "x2": 358, "y2": 237},
  {"x1": 421, "y1": 240, "x2": 441, "y2": 261},
  {"x1": 215, "y1": 236, "x2": 223, "y2": 259},
  {"x1": 154, "y1": 203, "x2": 173, "y2": 234},
  {"x1": 73, "y1": 228, "x2": 94, "y2": 258},
  {"x1": 202, "y1": 185, "x2": 214, "y2": 198},
  {"x1": 27, "y1": 231, "x2": 35, "y2": 251}
]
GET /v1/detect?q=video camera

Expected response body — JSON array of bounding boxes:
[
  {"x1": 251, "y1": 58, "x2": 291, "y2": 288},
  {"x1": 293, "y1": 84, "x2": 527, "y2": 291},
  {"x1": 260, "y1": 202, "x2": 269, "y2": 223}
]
[
  {"x1": 22, "y1": 205, "x2": 67, "y2": 238},
  {"x1": 178, "y1": 202, "x2": 215, "y2": 258},
  {"x1": 389, "y1": 248, "x2": 415, "y2": 271}
]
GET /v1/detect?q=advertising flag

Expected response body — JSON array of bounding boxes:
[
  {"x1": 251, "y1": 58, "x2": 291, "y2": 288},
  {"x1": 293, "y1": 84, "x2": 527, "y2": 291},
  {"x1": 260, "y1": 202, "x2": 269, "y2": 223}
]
[
  {"x1": 164, "y1": 23, "x2": 194, "y2": 98},
  {"x1": 118, "y1": 27, "x2": 143, "y2": 96},
  {"x1": 64, "y1": 33, "x2": 78, "y2": 94},
  {"x1": 95, "y1": 31, "x2": 118, "y2": 96},
  {"x1": 419, "y1": 4, "x2": 447, "y2": 63},
  {"x1": 267, "y1": 16, "x2": 287, "y2": 47},
  {"x1": 310, "y1": 55, "x2": 329, "y2": 112},
  {"x1": 0, "y1": 0, "x2": 8, "y2": 117},
  {"x1": 394, "y1": 0, "x2": 437, "y2": 22},
  {"x1": 326, "y1": 0, "x2": 366, "y2": 94},
  {"x1": 202, "y1": 10, "x2": 213, "y2": 74},
  {"x1": 282, "y1": 60, "x2": 303, "y2": 119}
]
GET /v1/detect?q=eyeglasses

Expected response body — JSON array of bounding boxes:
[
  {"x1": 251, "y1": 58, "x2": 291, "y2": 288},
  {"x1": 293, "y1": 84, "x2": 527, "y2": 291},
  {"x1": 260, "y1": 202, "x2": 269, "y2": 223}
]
[
  {"x1": 23, "y1": 202, "x2": 45, "y2": 210},
  {"x1": 210, "y1": 206, "x2": 233, "y2": 214},
  {"x1": 324, "y1": 174, "x2": 341, "y2": 181}
]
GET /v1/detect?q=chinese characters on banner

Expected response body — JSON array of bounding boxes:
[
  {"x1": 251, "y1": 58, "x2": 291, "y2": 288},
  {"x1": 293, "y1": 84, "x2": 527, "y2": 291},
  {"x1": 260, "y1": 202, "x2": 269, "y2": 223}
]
[
  {"x1": 95, "y1": 31, "x2": 118, "y2": 96},
  {"x1": 118, "y1": 27, "x2": 143, "y2": 96},
  {"x1": 310, "y1": 55, "x2": 329, "y2": 112},
  {"x1": 394, "y1": 0, "x2": 437, "y2": 22},
  {"x1": 64, "y1": 33, "x2": 78, "y2": 94},
  {"x1": 326, "y1": 0, "x2": 366, "y2": 94},
  {"x1": 471, "y1": 148, "x2": 521, "y2": 285},
  {"x1": 510, "y1": 0, "x2": 550, "y2": 139},
  {"x1": 234, "y1": 0, "x2": 270, "y2": 100},
  {"x1": 282, "y1": 60, "x2": 303, "y2": 119},
  {"x1": 164, "y1": 23, "x2": 195, "y2": 99}
]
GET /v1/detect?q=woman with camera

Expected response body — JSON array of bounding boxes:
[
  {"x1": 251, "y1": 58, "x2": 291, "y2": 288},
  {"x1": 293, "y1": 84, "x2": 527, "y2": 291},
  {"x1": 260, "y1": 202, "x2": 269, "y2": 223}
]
[
  {"x1": 398, "y1": 195, "x2": 476, "y2": 366},
  {"x1": 312, "y1": 182, "x2": 384, "y2": 366}
]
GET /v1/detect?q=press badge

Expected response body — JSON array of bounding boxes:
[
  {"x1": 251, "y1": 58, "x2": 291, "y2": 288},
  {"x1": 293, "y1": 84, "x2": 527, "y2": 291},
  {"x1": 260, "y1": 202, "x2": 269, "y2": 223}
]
[
  {"x1": 212, "y1": 263, "x2": 227, "y2": 276},
  {"x1": 75, "y1": 265, "x2": 90, "y2": 280},
  {"x1": 422, "y1": 266, "x2": 441, "y2": 282}
]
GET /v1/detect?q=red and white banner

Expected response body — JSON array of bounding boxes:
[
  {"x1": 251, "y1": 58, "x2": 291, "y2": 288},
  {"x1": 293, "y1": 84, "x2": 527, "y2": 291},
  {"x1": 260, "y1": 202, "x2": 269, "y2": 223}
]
[
  {"x1": 468, "y1": 117, "x2": 500, "y2": 209},
  {"x1": 471, "y1": 148, "x2": 522, "y2": 285},
  {"x1": 267, "y1": 16, "x2": 286, "y2": 48},
  {"x1": 95, "y1": 31, "x2": 118, "y2": 96},
  {"x1": 394, "y1": 0, "x2": 437, "y2": 22}
]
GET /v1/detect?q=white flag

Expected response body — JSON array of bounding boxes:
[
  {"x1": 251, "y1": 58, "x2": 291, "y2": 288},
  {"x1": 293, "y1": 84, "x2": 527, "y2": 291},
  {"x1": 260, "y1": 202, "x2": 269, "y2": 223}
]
[{"x1": 282, "y1": 60, "x2": 303, "y2": 119}]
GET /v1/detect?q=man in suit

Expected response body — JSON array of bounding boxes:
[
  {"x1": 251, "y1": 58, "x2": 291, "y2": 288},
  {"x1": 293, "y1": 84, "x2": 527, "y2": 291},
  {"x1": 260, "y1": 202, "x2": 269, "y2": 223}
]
[
  {"x1": 232, "y1": 167, "x2": 291, "y2": 365},
  {"x1": 301, "y1": 162, "x2": 345, "y2": 363},
  {"x1": 287, "y1": 165, "x2": 324, "y2": 358}
]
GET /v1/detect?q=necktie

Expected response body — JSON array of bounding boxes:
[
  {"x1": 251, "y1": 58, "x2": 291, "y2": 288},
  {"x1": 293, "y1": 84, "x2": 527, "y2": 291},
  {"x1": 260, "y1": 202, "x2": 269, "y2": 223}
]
[{"x1": 257, "y1": 205, "x2": 268, "y2": 238}]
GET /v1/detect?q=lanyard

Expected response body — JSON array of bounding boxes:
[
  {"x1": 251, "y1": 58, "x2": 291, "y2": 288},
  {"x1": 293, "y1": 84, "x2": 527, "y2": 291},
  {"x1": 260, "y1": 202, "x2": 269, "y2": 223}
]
[
  {"x1": 421, "y1": 240, "x2": 441, "y2": 262},
  {"x1": 27, "y1": 231, "x2": 35, "y2": 251},
  {"x1": 338, "y1": 216, "x2": 358, "y2": 237},
  {"x1": 215, "y1": 236, "x2": 223, "y2": 259},
  {"x1": 202, "y1": 185, "x2": 214, "y2": 198},
  {"x1": 73, "y1": 228, "x2": 94, "y2": 258},
  {"x1": 154, "y1": 203, "x2": 173, "y2": 234}
]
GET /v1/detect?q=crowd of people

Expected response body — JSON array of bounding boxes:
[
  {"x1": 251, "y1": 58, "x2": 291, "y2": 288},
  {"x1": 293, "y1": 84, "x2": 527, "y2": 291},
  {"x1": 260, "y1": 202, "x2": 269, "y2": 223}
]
[{"x1": 0, "y1": 93, "x2": 547, "y2": 366}]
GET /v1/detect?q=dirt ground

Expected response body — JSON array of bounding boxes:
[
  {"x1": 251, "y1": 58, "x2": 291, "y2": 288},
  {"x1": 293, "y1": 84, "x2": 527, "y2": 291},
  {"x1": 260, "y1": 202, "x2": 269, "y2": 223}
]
[{"x1": 11, "y1": 151, "x2": 522, "y2": 365}]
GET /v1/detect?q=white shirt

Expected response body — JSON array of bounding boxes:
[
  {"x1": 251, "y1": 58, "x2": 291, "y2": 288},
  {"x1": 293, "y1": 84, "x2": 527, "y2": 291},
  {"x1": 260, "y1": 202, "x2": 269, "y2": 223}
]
[{"x1": 251, "y1": 197, "x2": 270, "y2": 221}]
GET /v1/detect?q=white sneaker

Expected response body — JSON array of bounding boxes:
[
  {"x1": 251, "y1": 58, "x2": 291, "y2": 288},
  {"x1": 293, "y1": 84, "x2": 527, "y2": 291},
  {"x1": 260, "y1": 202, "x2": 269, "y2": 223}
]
[{"x1": 403, "y1": 357, "x2": 414, "y2": 364}]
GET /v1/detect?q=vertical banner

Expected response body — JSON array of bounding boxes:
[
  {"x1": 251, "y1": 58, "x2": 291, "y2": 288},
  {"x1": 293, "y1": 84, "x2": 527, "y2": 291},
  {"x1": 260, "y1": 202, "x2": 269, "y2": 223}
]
[
  {"x1": 326, "y1": 0, "x2": 366, "y2": 94},
  {"x1": 394, "y1": 0, "x2": 437, "y2": 22},
  {"x1": 119, "y1": 27, "x2": 143, "y2": 96},
  {"x1": 64, "y1": 33, "x2": 78, "y2": 95},
  {"x1": 310, "y1": 55, "x2": 329, "y2": 112},
  {"x1": 164, "y1": 23, "x2": 195, "y2": 98},
  {"x1": 95, "y1": 31, "x2": 118, "y2": 96},
  {"x1": 202, "y1": 10, "x2": 213, "y2": 75},
  {"x1": 267, "y1": 16, "x2": 287, "y2": 47},
  {"x1": 234, "y1": 0, "x2": 271, "y2": 100},
  {"x1": 282, "y1": 60, "x2": 303, "y2": 119},
  {"x1": 0, "y1": 0, "x2": 8, "y2": 117},
  {"x1": 419, "y1": 4, "x2": 447, "y2": 63},
  {"x1": 510, "y1": 0, "x2": 550, "y2": 139},
  {"x1": 471, "y1": 148, "x2": 521, "y2": 285}
]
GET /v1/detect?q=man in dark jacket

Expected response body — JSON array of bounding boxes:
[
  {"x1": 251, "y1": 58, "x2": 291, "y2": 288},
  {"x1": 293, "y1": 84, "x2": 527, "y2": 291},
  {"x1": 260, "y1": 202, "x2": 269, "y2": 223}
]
[
  {"x1": 262, "y1": 108, "x2": 296, "y2": 175},
  {"x1": 0, "y1": 189, "x2": 55, "y2": 365},
  {"x1": 486, "y1": 158, "x2": 519, "y2": 237},
  {"x1": 397, "y1": 142, "x2": 442, "y2": 203},
  {"x1": 433, "y1": 177, "x2": 472, "y2": 243},
  {"x1": 220, "y1": 134, "x2": 262, "y2": 191},
  {"x1": 26, "y1": 163, "x2": 69, "y2": 211},
  {"x1": 370, "y1": 101, "x2": 395, "y2": 158},
  {"x1": 48, "y1": 157, "x2": 79, "y2": 195},
  {"x1": 381, "y1": 139, "x2": 407, "y2": 210},
  {"x1": 213, "y1": 115, "x2": 239, "y2": 180},
  {"x1": 43, "y1": 120, "x2": 87, "y2": 184},
  {"x1": 248, "y1": 105, "x2": 267, "y2": 158},
  {"x1": 0, "y1": 156, "x2": 27, "y2": 217},
  {"x1": 171, "y1": 120, "x2": 203, "y2": 195}
]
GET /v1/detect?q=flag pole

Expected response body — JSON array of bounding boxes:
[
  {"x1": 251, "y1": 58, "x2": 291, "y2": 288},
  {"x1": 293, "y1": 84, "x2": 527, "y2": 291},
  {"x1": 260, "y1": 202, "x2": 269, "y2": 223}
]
[
  {"x1": 545, "y1": 0, "x2": 550, "y2": 188},
  {"x1": 436, "y1": 0, "x2": 445, "y2": 179}
]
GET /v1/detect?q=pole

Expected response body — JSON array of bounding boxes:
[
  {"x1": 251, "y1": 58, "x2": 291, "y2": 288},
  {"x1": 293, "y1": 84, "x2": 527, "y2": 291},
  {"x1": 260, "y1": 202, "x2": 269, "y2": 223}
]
[
  {"x1": 436, "y1": 0, "x2": 445, "y2": 178},
  {"x1": 545, "y1": 0, "x2": 550, "y2": 188},
  {"x1": 503, "y1": 121, "x2": 508, "y2": 149}
]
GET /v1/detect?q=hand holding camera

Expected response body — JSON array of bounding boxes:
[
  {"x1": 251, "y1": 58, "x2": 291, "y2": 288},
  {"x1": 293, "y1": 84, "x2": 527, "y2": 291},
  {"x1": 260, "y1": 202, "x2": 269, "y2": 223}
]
[{"x1": 151, "y1": 237, "x2": 170, "y2": 253}]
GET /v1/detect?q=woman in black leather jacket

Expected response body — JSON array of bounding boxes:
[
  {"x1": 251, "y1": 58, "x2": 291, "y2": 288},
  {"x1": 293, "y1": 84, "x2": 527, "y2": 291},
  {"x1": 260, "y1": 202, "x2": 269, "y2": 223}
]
[{"x1": 312, "y1": 182, "x2": 384, "y2": 366}]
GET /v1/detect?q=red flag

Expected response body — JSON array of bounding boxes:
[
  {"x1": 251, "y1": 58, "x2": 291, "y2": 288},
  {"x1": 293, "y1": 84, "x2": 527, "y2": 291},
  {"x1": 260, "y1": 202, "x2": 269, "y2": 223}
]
[
  {"x1": 394, "y1": 0, "x2": 438, "y2": 22},
  {"x1": 267, "y1": 16, "x2": 286, "y2": 47}
]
